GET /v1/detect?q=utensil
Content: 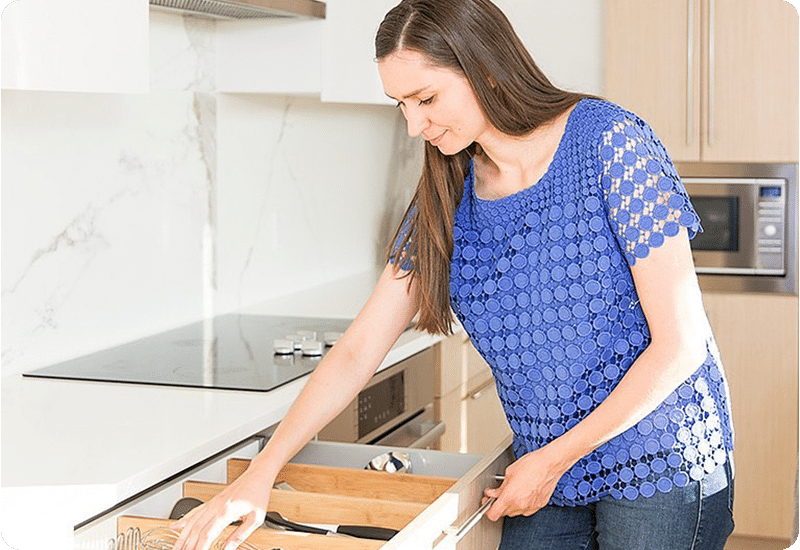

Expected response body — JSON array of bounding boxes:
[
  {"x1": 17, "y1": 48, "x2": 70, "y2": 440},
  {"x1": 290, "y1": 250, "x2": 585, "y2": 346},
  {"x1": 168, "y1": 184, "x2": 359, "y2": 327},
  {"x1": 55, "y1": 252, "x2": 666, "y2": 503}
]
[
  {"x1": 168, "y1": 497, "x2": 205, "y2": 520},
  {"x1": 139, "y1": 526, "x2": 275, "y2": 550},
  {"x1": 109, "y1": 527, "x2": 141, "y2": 549},
  {"x1": 264, "y1": 511, "x2": 398, "y2": 541},
  {"x1": 364, "y1": 451, "x2": 412, "y2": 473}
]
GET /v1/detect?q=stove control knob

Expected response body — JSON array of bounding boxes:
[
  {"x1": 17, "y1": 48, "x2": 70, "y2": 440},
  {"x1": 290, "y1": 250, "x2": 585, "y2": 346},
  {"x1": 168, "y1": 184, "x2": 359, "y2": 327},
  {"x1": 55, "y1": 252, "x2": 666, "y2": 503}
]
[
  {"x1": 297, "y1": 330, "x2": 317, "y2": 340},
  {"x1": 285, "y1": 334, "x2": 305, "y2": 350},
  {"x1": 323, "y1": 331, "x2": 343, "y2": 346},
  {"x1": 301, "y1": 340, "x2": 324, "y2": 356},
  {"x1": 273, "y1": 339, "x2": 295, "y2": 355}
]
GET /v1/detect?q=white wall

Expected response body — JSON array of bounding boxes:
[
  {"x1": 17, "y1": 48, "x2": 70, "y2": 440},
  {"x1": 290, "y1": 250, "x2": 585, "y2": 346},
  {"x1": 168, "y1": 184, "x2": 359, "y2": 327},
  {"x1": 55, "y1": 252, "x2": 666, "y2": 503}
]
[
  {"x1": 1, "y1": 11, "x2": 421, "y2": 378},
  {"x1": 497, "y1": 0, "x2": 604, "y2": 95},
  {"x1": 1, "y1": 1, "x2": 603, "y2": 378},
  {"x1": 214, "y1": 93, "x2": 417, "y2": 313}
]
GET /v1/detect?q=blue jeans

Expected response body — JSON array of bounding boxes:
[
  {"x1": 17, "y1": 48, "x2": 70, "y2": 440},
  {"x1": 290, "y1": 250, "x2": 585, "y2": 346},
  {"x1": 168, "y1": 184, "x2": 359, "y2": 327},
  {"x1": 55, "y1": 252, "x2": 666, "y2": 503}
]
[{"x1": 499, "y1": 461, "x2": 734, "y2": 550}]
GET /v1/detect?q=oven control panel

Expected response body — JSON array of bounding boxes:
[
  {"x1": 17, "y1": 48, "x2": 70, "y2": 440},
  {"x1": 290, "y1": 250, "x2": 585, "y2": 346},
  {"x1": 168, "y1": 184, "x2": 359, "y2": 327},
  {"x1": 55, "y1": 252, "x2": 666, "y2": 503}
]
[
  {"x1": 317, "y1": 347, "x2": 436, "y2": 444},
  {"x1": 358, "y1": 371, "x2": 405, "y2": 439}
]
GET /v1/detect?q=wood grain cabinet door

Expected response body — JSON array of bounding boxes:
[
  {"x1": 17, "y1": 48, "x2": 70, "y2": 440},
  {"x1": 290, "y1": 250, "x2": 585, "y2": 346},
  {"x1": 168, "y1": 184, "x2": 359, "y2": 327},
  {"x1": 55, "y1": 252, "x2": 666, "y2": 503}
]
[
  {"x1": 605, "y1": 0, "x2": 702, "y2": 161},
  {"x1": 605, "y1": 0, "x2": 799, "y2": 163},
  {"x1": 703, "y1": 292, "x2": 799, "y2": 540},
  {"x1": 702, "y1": 0, "x2": 799, "y2": 162}
]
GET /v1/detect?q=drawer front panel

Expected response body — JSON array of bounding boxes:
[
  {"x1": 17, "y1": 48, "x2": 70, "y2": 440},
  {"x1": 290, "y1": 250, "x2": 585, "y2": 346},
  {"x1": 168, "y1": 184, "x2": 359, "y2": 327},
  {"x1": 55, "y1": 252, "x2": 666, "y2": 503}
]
[
  {"x1": 74, "y1": 438, "x2": 262, "y2": 549},
  {"x1": 83, "y1": 437, "x2": 513, "y2": 550}
]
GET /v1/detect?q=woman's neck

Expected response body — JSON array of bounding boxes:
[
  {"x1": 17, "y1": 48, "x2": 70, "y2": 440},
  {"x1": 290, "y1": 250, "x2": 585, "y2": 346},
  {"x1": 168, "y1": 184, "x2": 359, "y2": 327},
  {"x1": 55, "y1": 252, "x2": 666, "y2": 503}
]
[{"x1": 473, "y1": 106, "x2": 574, "y2": 200}]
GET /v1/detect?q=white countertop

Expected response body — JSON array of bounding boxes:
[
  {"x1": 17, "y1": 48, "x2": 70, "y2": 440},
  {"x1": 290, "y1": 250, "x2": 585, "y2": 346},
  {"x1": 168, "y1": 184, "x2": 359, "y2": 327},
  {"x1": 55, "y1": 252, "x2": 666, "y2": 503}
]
[{"x1": 1, "y1": 269, "x2": 445, "y2": 550}]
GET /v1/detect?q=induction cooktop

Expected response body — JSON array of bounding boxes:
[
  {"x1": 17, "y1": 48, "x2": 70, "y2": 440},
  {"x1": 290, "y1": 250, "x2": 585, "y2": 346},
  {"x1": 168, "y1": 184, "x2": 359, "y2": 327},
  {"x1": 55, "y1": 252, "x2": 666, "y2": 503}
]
[{"x1": 23, "y1": 314, "x2": 352, "y2": 392}]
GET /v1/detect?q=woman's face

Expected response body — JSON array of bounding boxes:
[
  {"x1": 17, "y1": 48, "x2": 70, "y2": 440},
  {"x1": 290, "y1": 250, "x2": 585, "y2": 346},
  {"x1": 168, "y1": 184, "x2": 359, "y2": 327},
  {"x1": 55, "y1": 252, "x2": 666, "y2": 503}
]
[{"x1": 378, "y1": 49, "x2": 489, "y2": 155}]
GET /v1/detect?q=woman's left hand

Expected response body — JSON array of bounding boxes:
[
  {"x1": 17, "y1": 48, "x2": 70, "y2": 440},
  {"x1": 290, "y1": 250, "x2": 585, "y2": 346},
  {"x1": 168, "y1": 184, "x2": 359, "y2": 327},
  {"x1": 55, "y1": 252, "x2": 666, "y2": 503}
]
[{"x1": 483, "y1": 446, "x2": 570, "y2": 521}]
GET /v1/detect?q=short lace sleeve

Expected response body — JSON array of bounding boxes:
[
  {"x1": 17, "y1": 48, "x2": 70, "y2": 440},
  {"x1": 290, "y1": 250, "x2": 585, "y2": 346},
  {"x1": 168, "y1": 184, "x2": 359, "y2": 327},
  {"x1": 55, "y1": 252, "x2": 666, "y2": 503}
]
[
  {"x1": 599, "y1": 115, "x2": 702, "y2": 266},
  {"x1": 389, "y1": 205, "x2": 416, "y2": 271}
]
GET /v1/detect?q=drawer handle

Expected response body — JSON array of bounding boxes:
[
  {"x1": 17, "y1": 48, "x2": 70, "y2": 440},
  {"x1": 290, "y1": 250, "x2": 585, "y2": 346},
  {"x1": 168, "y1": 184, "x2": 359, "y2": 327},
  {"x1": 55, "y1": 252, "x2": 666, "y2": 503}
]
[
  {"x1": 442, "y1": 496, "x2": 496, "y2": 544},
  {"x1": 442, "y1": 475, "x2": 504, "y2": 543},
  {"x1": 707, "y1": 0, "x2": 716, "y2": 147},
  {"x1": 407, "y1": 420, "x2": 447, "y2": 449},
  {"x1": 686, "y1": 0, "x2": 694, "y2": 146},
  {"x1": 468, "y1": 379, "x2": 495, "y2": 400}
]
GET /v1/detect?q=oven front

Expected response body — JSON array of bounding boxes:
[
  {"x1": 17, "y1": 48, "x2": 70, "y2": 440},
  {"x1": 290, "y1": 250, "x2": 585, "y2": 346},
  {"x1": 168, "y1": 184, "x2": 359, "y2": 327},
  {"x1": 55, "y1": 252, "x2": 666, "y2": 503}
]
[{"x1": 317, "y1": 346, "x2": 445, "y2": 449}]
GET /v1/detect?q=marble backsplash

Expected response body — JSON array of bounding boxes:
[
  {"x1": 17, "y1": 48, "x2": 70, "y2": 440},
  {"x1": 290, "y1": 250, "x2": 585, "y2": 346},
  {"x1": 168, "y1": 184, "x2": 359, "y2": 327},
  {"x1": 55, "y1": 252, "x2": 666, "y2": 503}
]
[{"x1": 1, "y1": 11, "x2": 421, "y2": 377}]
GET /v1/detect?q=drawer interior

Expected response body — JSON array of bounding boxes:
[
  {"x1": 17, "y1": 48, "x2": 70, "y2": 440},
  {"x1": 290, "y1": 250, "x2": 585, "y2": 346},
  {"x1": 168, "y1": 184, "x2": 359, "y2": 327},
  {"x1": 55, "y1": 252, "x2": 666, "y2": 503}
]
[
  {"x1": 228, "y1": 459, "x2": 455, "y2": 504},
  {"x1": 118, "y1": 457, "x2": 458, "y2": 549}
]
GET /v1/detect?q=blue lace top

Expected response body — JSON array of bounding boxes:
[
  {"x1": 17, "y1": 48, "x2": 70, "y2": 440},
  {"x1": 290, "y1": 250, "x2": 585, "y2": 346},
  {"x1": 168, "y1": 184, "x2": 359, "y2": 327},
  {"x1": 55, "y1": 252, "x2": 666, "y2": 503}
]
[{"x1": 397, "y1": 99, "x2": 734, "y2": 505}]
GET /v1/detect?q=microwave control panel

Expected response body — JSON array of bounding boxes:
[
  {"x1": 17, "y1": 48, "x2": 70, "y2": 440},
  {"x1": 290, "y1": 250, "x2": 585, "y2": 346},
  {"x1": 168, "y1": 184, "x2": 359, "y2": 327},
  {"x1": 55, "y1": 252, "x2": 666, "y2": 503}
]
[{"x1": 756, "y1": 183, "x2": 786, "y2": 272}]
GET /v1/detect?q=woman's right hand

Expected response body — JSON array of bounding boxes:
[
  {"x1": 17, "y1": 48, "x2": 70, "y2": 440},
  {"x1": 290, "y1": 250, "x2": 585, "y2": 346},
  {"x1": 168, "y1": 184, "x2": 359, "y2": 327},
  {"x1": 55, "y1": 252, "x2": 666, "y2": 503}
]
[{"x1": 169, "y1": 467, "x2": 274, "y2": 550}]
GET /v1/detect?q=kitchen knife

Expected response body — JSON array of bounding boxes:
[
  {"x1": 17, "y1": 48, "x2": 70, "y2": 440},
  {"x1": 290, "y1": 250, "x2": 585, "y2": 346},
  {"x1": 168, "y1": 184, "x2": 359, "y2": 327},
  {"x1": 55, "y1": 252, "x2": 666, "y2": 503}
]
[{"x1": 264, "y1": 511, "x2": 398, "y2": 541}]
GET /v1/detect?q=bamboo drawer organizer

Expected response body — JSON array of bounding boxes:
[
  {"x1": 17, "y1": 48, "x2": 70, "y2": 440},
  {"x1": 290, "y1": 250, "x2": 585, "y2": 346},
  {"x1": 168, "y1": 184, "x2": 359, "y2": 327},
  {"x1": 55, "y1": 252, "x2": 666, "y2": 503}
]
[{"x1": 117, "y1": 458, "x2": 458, "y2": 549}]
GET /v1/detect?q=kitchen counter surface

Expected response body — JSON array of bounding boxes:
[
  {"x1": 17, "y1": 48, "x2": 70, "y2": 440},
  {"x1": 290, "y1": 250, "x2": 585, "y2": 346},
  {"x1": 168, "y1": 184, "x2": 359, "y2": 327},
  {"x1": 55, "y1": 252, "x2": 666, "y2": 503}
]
[{"x1": 1, "y1": 268, "x2": 445, "y2": 549}]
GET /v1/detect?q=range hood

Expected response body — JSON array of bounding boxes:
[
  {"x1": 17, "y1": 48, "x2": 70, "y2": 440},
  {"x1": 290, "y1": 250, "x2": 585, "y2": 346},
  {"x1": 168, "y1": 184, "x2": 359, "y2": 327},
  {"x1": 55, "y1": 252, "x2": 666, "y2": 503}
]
[{"x1": 150, "y1": 0, "x2": 326, "y2": 20}]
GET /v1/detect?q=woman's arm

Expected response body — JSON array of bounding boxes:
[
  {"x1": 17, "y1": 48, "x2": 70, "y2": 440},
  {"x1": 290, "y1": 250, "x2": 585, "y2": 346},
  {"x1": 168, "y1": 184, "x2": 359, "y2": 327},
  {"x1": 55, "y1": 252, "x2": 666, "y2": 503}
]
[
  {"x1": 485, "y1": 227, "x2": 712, "y2": 519},
  {"x1": 172, "y1": 263, "x2": 420, "y2": 550}
]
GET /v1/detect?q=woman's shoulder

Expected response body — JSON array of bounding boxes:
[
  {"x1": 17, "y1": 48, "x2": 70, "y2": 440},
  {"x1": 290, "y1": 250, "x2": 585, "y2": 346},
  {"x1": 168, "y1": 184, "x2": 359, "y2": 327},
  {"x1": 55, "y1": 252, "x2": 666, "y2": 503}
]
[
  {"x1": 572, "y1": 98, "x2": 658, "y2": 146},
  {"x1": 573, "y1": 98, "x2": 635, "y2": 129}
]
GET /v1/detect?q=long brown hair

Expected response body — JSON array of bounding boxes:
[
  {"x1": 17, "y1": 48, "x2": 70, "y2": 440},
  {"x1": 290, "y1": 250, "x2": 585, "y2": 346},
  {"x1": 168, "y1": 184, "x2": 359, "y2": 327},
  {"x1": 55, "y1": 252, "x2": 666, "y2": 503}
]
[{"x1": 377, "y1": 0, "x2": 592, "y2": 335}]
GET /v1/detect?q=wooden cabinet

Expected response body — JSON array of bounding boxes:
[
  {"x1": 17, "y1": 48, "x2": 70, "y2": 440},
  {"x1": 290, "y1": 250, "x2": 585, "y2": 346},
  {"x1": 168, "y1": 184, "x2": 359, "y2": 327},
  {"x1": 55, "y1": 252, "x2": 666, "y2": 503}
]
[
  {"x1": 605, "y1": 0, "x2": 798, "y2": 163},
  {"x1": 703, "y1": 292, "x2": 798, "y2": 542},
  {"x1": 1, "y1": 0, "x2": 149, "y2": 92},
  {"x1": 435, "y1": 332, "x2": 513, "y2": 455},
  {"x1": 82, "y1": 438, "x2": 513, "y2": 550}
]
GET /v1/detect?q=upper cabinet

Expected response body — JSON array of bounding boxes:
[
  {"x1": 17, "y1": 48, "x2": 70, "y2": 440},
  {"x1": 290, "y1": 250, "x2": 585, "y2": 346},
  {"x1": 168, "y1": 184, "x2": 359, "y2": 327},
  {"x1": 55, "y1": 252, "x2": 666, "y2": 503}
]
[
  {"x1": 216, "y1": 17, "x2": 326, "y2": 95},
  {"x1": 3, "y1": 0, "x2": 604, "y2": 102},
  {"x1": 605, "y1": 0, "x2": 799, "y2": 163},
  {"x1": 219, "y1": 0, "x2": 604, "y2": 102},
  {"x1": 2, "y1": 0, "x2": 149, "y2": 93},
  {"x1": 216, "y1": 0, "x2": 396, "y2": 103}
]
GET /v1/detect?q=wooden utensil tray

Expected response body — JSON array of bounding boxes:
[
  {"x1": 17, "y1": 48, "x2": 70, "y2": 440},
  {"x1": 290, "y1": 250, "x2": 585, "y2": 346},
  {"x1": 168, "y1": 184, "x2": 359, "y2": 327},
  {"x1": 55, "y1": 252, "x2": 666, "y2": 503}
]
[{"x1": 117, "y1": 459, "x2": 457, "y2": 549}]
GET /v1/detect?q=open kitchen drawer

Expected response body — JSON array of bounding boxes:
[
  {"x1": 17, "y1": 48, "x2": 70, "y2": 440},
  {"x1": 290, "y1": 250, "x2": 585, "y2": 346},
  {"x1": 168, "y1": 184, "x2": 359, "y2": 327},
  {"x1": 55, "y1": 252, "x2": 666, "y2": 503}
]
[{"x1": 114, "y1": 437, "x2": 513, "y2": 550}]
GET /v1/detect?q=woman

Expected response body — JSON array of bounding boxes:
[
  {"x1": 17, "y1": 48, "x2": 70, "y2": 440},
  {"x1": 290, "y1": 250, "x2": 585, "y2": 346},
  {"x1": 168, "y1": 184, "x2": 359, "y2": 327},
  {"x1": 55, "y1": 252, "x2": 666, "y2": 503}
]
[{"x1": 173, "y1": 1, "x2": 735, "y2": 549}]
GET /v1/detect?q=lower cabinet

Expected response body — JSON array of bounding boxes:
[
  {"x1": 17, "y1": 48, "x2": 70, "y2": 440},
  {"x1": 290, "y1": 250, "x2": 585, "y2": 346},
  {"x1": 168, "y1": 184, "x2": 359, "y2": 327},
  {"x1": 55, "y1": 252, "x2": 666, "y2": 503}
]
[
  {"x1": 436, "y1": 332, "x2": 513, "y2": 455},
  {"x1": 77, "y1": 438, "x2": 513, "y2": 550},
  {"x1": 702, "y1": 292, "x2": 798, "y2": 542}
]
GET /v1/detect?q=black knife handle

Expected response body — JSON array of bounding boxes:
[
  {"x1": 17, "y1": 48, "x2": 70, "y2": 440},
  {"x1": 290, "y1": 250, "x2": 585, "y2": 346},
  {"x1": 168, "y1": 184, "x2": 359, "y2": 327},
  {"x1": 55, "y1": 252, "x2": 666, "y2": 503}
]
[
  {"x1": 336, "y1": 525, "x2": 398, "y2": 541},
  {"x1": 264, "y1": 511, "x2": 329, "y2": 535}
]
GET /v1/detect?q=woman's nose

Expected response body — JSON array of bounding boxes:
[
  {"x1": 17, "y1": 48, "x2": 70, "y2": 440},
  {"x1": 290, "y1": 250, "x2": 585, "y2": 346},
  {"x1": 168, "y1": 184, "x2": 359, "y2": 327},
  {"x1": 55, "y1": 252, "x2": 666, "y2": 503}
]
[{"x1": 404, "y1": 107, "x2": 429, "y2": 138}]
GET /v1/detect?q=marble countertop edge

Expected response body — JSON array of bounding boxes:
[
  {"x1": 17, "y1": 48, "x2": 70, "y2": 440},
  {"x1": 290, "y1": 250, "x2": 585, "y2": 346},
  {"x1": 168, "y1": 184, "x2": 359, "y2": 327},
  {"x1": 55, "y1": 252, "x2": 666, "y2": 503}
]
[{"x1": 0, "y1": 268, "x2": 449, "y2": 547}]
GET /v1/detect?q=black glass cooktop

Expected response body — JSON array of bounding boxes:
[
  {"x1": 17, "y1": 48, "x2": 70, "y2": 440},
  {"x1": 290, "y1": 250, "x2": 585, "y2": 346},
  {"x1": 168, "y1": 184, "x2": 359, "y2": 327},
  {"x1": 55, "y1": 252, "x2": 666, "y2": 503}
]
[{"x1": 23, "y1": 314, "x2": 352, "y2": 392}]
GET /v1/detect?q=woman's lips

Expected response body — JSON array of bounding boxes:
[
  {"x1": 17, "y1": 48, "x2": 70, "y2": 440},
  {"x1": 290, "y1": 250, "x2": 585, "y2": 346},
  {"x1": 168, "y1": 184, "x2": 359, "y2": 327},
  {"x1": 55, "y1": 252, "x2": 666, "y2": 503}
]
[{"x1": 428, "y1": 130, "x2": 447, "y2": 146}]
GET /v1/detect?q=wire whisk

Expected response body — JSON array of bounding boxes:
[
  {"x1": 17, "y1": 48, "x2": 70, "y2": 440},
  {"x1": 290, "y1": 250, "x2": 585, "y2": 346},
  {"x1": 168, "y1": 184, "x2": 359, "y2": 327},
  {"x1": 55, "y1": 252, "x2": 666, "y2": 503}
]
[
  {"x1": 140, "y1": 527, "x2": 275, "y2": 550},
  {"x1": 109, "y1": 527, "x2": 141, "y2": 550}
]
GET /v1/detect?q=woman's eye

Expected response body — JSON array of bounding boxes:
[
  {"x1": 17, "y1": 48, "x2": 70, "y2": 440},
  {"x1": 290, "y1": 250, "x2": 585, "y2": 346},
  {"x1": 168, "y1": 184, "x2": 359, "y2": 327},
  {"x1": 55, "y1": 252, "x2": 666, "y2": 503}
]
[{"x1": 419, "y1": 97, "x2": 434, "y2": 106}]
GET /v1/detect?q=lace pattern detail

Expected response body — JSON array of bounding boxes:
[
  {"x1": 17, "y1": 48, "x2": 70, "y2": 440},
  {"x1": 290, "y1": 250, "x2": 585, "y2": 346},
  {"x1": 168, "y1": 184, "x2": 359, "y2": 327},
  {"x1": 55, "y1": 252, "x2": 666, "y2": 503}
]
[
  {"x1": 600, "y1": 116, "x2": 701, "y2": 266},
  {"x1": 446, "y1": 99, "x2": 733, "y2": 506}
]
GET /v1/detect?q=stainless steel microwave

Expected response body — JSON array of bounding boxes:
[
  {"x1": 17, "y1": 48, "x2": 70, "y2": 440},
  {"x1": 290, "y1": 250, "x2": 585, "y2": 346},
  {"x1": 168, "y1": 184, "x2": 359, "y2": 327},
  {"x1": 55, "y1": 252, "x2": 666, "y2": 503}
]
[{"x1": 677, "y1": 162, "x2": 797, "y2": 295}]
